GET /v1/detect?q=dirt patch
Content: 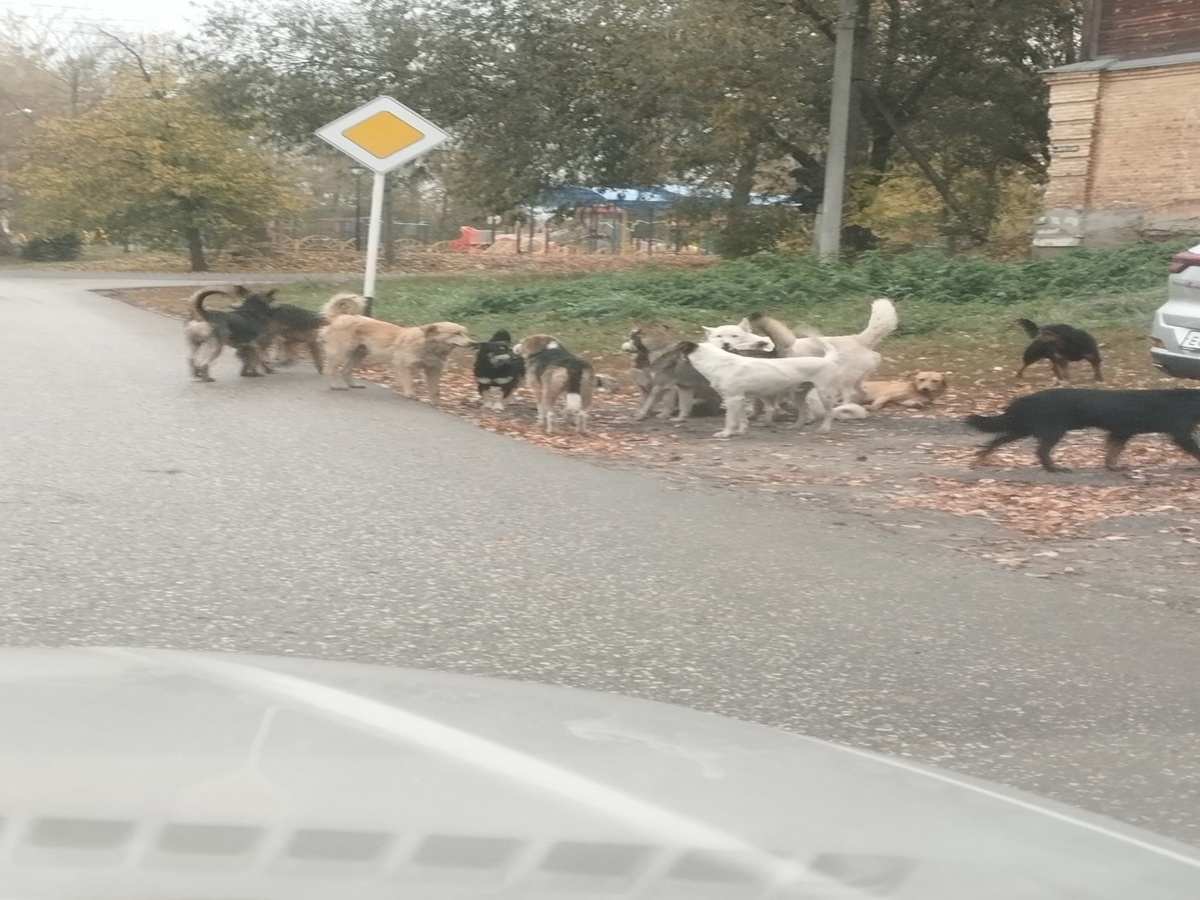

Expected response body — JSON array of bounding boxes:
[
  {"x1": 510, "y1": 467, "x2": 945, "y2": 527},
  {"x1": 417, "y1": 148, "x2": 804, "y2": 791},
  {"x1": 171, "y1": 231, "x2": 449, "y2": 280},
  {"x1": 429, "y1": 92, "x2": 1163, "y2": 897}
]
[{"x1": 112, "y1": 285, "x2": 1200, "y2": 612}]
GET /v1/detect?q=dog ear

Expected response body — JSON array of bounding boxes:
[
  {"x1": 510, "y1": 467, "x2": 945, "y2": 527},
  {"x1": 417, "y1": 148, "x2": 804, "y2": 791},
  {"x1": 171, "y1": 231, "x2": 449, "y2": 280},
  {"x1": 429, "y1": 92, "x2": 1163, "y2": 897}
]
[
  {"x1": 232, "y1": 285, "x2": 250, "y2": 297},
  {"x1": 263, "y1": 289, "x2": 278, "y2": 303},
  {"x1": 737, "y1": 317, "x2": 753, "y2": 331},
  {"x1": 701, "y1": 326, "x2": 715, "y2": 336}
]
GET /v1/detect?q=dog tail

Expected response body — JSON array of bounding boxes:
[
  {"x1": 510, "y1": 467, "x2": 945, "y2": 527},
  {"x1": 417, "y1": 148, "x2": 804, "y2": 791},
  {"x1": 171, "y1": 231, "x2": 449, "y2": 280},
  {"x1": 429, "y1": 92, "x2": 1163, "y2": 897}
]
[
  {"x1": 856, "y1": 298, "x2": 899, "y2": 348},
  {"x1": 187, "y1": 289, "x2": 229, "y2": 322},
  {"x1": 965, "y1": 411, "x2": 1012, "y2": 433},
  {"x1": 564, "y1": 360, "x2": 587, "y2": 413},
  {"x1": 833, "y1": 402, "x2": 868, "y2": 420},
  {"x1": 747, "y1": 313, "x2": 797, "y2": 352},
  {"x1": 322, "y1": 292, "x2": 368, "y2": 321},
  {"x1": 1016, "y1": 318, "x2": 1041, "y2": 339}
]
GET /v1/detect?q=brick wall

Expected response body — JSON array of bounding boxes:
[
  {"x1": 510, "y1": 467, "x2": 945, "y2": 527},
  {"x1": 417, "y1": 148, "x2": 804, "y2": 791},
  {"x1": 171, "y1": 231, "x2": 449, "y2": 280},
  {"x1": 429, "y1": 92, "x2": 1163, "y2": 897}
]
[
  {"x1": 1036, "y1": 59, "x2": 1200, "y2": 249},
  {"x1": 1088, "y1": 63, "x2": 1200, "y2": 209},
  {"x1": 1096, "y1": 0, "x2": 1200, "y2": 60}
]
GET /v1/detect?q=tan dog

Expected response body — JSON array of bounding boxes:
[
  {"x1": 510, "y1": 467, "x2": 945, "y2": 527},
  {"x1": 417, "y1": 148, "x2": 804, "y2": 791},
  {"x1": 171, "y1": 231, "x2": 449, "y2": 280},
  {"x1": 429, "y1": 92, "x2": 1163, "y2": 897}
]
[
  {"x1": 320, "y1": 298, "x2": 474, "y2": 403},
  {"x1": 513, "y1": 334, "x2": 596, "y2": 433},
  {"x1": 861, "y1": 371, "x2": 948, "y2": 410}
]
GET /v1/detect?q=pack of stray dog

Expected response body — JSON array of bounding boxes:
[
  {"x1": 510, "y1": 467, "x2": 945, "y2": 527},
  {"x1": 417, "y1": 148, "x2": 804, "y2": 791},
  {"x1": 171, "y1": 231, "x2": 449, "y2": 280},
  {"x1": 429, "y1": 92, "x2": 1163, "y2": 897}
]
[{"x1": 183, "y1": 286, "x2": 1200, "y2": 479}]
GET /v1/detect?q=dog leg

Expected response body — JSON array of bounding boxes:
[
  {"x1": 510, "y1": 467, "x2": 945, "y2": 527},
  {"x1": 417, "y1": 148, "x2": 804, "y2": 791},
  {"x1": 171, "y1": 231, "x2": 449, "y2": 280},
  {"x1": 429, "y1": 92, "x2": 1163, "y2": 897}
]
[
  {"x1": 391, "y1": 364, "x2": 418, "y2": 399},
  {"x1": 236, "y1": 346, "x2": 267, "y2": 377},
  {"x1": 1033, "y1": 430, "x2": 1070, "y2": 472},
  {"x1": 634, "y1": 385, "x2": 664, "y2": 420},
  {"x1": 425, "y1": 364, "x2": 445, "y2": 405},
  {"x1": 1169, "y1": 430, "x2": 1200, "y2": 465},
  {"x1": 655, "y1": 387, "x2": 681, "y2": 419},
  {"x1": 1089, "y1": 355, "x2": 1104, "y2": 382},
  {"x1": 1104, "y1": 434, "x2": 1132, "y2": 471},
  {"x1": 671, "y1": 387, "x2": 696, "y2": 421},
  {"x1": 306, "y1": 340, "x2": 324, "y2": 374},
  {"x1": 189, "y1": 337, "x2": 222, "y2": 382},
  {"x1": 714, "y1": 396, "x2": 744, "y2": 438},
  {"x1": 1051, "y1": 359, "x2": 1069, "y2": 385},
  {"x1": 338, "y1": 345, "x2": 369, "y2": 388},
  {"x1": 973, "y1": 432, "x2": 1026, "y2": 467},
  {"x1": 810, "y1": 390, "x2": 834, "y2": 432}
]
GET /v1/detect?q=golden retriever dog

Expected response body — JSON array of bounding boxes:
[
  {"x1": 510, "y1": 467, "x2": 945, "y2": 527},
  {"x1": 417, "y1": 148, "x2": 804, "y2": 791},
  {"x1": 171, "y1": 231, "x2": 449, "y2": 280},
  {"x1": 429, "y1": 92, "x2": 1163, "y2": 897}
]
[
  {"x1": 320, "y1": 297, "x2": 474, "y2": 403},
  {"x1": 861, "y1": 371, "x2": 948, "y2": 410},
  {"x1": 513, "y1": 334, "x2": 596, "y2": 433}
]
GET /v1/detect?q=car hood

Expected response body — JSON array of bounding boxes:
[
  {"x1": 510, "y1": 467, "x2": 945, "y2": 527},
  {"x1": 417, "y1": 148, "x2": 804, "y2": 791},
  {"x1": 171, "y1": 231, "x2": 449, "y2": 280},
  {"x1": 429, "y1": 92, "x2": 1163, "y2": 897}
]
[{"x1": 0, "y1": 646, "x2": 1198, "y2": 899}]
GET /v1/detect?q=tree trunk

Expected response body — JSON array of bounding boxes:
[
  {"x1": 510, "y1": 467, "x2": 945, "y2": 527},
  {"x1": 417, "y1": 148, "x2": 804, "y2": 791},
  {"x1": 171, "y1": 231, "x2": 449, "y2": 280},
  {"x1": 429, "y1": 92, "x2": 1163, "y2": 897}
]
[
  {"x1": 184, "y1": 226, "x2": 208, "y2": 272},
  {"x1": 728, "y1": 144, "x2": 760, "y2": 225}
]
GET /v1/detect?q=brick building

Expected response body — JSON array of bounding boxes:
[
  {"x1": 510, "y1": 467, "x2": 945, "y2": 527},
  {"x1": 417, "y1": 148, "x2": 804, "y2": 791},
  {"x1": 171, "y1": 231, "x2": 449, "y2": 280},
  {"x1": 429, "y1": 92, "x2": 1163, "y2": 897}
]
[{"x1": 1034, "y1": 0, "x2": 1200, "y2": 252}]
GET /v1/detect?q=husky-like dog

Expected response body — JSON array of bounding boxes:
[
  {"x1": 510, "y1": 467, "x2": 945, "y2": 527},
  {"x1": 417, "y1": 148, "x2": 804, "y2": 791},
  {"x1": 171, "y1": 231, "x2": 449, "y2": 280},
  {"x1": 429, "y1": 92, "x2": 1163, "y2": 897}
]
[
  {"x1": 184, "y1": 285, "x2": 277, "y2": 382},
  {"x1": 679, "y1": 338, "x2": 842, "y2": 438},
  {"x1": 473, "y1": 329, "x2": 526, "y2": 411},
  {"x1": 514, "y1": 334, "x2": 595, "y2": 433},
  {"x1": 628, "y1": 331, "x2": 722, "y2": 421}
]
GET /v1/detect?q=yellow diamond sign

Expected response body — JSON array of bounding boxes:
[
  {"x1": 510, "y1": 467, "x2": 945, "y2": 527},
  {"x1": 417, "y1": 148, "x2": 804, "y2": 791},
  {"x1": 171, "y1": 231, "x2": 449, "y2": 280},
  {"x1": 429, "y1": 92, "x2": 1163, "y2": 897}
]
[
  {"x1": 342, "y1": 112, "x2": 424, "y2": 159},
  {"x1": 316, "y1": 96, "x2": 450, "y2": 174}
]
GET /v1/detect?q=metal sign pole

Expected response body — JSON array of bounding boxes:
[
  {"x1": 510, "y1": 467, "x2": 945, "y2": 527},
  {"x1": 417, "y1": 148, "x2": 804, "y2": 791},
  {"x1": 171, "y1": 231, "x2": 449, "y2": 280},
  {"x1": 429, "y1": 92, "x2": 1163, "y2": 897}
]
[
  {"x1": 362, "y1": 171, "x2": 387, "y2": 312},
  {"x1": 316, "y1": 97, "x2": 451, "y2": 317},
  {"x1": 816, "y1": 0, "x2": 857, "y2": 260}
]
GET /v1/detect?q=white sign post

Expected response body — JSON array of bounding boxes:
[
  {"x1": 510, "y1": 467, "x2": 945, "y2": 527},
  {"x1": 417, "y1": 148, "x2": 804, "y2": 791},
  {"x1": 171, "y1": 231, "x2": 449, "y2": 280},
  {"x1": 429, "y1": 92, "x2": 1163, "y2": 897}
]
[{"x1": 316, "y1": 97, "x2": 450, "y2": 308}]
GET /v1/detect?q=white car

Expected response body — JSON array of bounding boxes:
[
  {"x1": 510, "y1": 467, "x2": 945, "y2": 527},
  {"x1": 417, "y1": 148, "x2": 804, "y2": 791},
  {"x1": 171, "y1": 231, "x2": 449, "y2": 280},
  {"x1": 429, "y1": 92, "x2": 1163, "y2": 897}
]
[
  {"x1": 2, "y1": 647, "x2": 1200, "y2": 899},
  {"x1": 1151, "y1": 243, "x2": 1200, "y2": 380}
]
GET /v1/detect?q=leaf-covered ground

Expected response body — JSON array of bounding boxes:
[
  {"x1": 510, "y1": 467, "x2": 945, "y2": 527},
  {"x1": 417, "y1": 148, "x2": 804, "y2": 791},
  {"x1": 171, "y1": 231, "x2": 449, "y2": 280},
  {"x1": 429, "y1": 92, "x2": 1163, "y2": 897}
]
[{"x1": 106, "y1": 283, "x2": 1200, "y2": 612}]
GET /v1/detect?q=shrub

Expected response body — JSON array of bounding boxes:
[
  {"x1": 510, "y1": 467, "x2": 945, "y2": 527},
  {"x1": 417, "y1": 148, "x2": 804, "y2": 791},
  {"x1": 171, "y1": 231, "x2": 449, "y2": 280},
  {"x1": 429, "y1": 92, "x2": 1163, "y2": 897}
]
[{"x1": 19, "y1": 232, "x2": 83, "y2": 262}]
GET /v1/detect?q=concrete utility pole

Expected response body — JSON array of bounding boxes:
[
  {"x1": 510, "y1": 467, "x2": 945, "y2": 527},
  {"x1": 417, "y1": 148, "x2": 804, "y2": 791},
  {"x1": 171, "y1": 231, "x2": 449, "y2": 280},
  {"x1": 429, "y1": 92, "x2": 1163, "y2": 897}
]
[{"x1": 816, "y1": 0, "x2": 858, "y2": 260}]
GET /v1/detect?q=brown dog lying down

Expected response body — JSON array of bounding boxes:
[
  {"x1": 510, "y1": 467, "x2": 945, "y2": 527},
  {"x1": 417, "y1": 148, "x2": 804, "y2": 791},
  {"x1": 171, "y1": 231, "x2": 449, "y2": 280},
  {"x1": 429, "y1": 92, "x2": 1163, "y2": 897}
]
[{"x1": 861, "y1": 371, "x2": 948, "y2": 410}]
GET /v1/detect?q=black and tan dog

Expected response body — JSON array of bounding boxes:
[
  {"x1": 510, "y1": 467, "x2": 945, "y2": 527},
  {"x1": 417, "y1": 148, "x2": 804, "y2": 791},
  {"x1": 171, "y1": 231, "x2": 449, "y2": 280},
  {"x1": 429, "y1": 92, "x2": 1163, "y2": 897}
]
[
  {"x1": 185, "y1": 286, "x2": 277, "y2": 382},
  {"x1": 256, "y1": 303, "x2": 328, "y2": 373},
  {"x1": 473, "y1": 329, "x2": 526, "y2": 411},
  {"x1": 513, "y1": 334, "x2": 595, "y2": 433},
  {"x1": 967, "y1": 387, "x2": 1200, "y2": 472},
  {"x1": 1015, "y1": 318, "x2": 1103, "y2": 384}
]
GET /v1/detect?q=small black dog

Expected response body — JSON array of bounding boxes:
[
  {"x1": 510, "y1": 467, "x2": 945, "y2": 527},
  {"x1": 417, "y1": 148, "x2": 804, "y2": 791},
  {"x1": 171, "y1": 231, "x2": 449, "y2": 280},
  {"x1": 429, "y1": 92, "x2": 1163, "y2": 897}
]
[
  {"x1": 184, "y1": 286, "x2": 277, "y2": 382},
  {"x1": 473, "y1": 329, "x2": 526, "y2": 411},
  {"x1": 967, "y1": 388, "x2": 1200, "y2": 472},
  {"x1": 1015, "y1": 318, "x2": 1103, "y2": 384}
]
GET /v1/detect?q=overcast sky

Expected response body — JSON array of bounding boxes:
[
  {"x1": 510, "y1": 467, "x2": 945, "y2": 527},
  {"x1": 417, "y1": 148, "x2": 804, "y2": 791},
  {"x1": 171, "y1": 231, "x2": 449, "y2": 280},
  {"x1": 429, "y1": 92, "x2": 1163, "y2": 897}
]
[{"x1": 1, "y1": 0, "x2": 210, "y2": 35}]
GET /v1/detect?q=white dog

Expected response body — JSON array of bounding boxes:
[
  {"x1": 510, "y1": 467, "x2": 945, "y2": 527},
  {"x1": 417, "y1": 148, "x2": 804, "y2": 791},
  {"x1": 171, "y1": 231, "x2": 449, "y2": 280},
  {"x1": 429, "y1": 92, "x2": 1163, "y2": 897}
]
[
  {"x1": 679, "y1": 338, "x2": 841, "y2": 438},
  {"x1": 747, "y1": 299, "x2": 898, "y2": 406},
  {"x1": 701, "y1": 319, "x2": 774, "y2": 354}
]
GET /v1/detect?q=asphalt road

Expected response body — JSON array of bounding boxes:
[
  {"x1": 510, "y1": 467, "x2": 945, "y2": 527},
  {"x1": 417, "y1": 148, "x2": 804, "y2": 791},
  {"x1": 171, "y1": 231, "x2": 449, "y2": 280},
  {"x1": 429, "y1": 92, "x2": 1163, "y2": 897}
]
[{"x1": 3, "y1": 273, "x2": 1200, "y2": 844}]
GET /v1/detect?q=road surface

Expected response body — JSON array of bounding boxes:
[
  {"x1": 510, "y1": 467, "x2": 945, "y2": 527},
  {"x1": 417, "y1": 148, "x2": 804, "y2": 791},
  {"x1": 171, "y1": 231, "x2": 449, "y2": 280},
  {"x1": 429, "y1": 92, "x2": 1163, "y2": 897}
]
[{"x1": 2, "y1": 272, "x2": 1199, "y2": 843}]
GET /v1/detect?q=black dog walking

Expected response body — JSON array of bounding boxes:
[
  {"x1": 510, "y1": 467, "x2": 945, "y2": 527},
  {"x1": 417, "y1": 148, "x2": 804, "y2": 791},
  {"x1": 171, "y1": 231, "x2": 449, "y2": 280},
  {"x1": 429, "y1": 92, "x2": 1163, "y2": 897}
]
[
  {"x1": 967, "y1": 388, "x2": 1200, "y2": 472},
  {"x1": 1015, "y1": 318, "x2": 1103, "y2": 384}
]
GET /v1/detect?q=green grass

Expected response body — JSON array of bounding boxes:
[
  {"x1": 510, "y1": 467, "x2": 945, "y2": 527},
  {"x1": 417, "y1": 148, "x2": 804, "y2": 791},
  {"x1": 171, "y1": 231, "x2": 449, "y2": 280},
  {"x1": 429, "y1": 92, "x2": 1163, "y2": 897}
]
[{"x1": 273, "y1": 242, "x2": 1176, "y2": 358}]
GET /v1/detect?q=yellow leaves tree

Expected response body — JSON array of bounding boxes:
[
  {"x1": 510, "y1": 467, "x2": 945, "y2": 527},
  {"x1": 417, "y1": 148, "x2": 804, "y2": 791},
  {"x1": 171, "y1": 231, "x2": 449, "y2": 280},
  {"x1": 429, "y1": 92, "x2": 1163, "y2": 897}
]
[{"x1": 15, "y1": 74, "x2": 305, "y2": 270}]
